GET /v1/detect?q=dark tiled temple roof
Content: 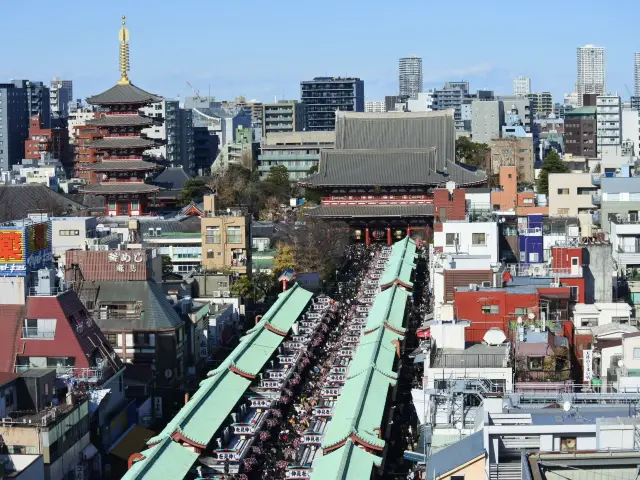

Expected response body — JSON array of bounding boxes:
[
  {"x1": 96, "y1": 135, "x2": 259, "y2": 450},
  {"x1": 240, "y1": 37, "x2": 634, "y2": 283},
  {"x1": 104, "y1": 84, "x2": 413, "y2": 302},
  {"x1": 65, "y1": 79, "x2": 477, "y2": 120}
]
[
  {"x1": 305, "y1": 204, "x2": 435, "y2": 218},
  {"x1": 0, "y1": 184, "x2": 88, "y2": 222},
  {"x1": 89, "y1": 137, "x2": 156, "y2": 149},
  {"x1": 86, "y1": 114, "x2": 154, "y2": 127},
  {"x1": 151, "y1": 167, "x2": 192, "y2": 190},
  {"x1": 78, "y1": 183, "x2": 160, "y2": 194},
  {"x1": 86, "y1": 161, "x2": 159, "y2": 171},
  {"x1": 86, "y1": 83, "x2": 162, "y2": 105},
  {"x1": 300, "y1": 149, "x2": 486, "y2": 187},
  {"x1": 334, "y1": 111, "x2": 456, "y2": 158}
]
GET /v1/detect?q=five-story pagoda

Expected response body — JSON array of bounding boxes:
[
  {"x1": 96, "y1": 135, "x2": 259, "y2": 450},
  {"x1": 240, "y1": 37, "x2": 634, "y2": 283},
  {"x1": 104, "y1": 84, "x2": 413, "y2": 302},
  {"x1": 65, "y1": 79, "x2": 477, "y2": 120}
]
[{"x1": 79, "y1": 16, "x2": 162, "y2": 216}]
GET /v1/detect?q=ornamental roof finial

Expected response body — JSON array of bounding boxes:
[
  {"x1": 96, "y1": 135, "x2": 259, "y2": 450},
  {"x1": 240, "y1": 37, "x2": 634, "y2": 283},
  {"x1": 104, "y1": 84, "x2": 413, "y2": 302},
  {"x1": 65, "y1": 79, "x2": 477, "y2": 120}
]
[{"x1": 118, "y1": 15, "x2": 130, "y2": 85}]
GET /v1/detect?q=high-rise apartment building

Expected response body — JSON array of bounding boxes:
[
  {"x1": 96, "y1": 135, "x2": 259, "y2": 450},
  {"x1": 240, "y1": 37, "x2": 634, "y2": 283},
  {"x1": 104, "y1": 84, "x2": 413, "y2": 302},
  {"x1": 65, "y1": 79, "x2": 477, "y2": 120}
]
[
  {"x1": 50, "y1": 78, "x2": 73, "y2": 127},
  {"x1": 0, "y1": 83, "x2": 29, "y2": 171},
  {"x1": 300, "y1": 77, "x2": 364, "y2": 131},
  {"x1": 564, "y1": 106, "x2": 597, "y2": 157},
  {"x1": 635, "y1": 53, "x2": 640, "y2": 97},
  {"x1": 399, "y1": 55, "x2": 422, "y2": 99},
  {"x1": 576, "y1": 45, "x2": 605, "y2": 106},
  {"x1": 526, "y1": 92, "x2": 553, "y2": 117},
  {"x1": 513, "y1": 76, "x2": 531, "y2": 97},
  {"x1": 261, "y1": 101, "x2": 305, "y2": 137},
  {"x1": 596, "y1": 94, "x2": 621, "y2": 156},
  {"x1": 432, "y1": 81, "x2": 469, "y2": 130}
]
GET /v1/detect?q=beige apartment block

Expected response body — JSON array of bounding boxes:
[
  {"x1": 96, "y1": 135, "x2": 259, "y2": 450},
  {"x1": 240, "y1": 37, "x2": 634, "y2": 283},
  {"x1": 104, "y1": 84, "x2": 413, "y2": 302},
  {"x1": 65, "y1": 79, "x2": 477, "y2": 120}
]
[
  {"x1": 200, "y1": 194, "x2": 251, "y2": 275},
  {"x1": 490, "y1": 137, "x2": 534, "y2": 183}
]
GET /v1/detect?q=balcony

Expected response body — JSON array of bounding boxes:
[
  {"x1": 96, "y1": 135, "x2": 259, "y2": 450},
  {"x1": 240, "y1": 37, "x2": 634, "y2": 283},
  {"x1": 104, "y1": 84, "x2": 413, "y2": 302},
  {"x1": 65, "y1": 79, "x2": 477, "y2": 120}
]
[
  {"x1": 591, "y1": 174, "x2": 601, "y2": 186},
  {"x1": 21, "y1": 327, "x2": 56, "y2": 339},
  {"x1": 611, "y1": 214, "x2": 640, "y2": 225},
  {"x1": 517, "y1": 227, "x2": 543, "y2": 236},
  {"x1": 506, "y1": 263, "x2": 583, "y2": 278},
  {"x1": 592, "y1": 193, "x2": 601, "y2": 205}
]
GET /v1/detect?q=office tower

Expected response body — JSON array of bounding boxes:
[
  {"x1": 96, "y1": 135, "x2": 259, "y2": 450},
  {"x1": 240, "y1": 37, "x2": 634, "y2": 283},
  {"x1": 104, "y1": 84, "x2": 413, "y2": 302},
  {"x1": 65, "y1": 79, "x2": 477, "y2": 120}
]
[
  {"x1": 300, "y1": 77, "x2": 364, "y2": 131},
  {"x1": 399, "y1": 55, "x2": 422, "y2": 99},
  {"x1": 635, "y1": 53, "x2": 640, "y2": 96},
  {"x1": 50, "y1": 78, "x2": 73, "y2": 127},
  {"x1": 564, "y1": 107, "x2": 596, "y2": 157},
  {"x1": 11, "y1": 80, "x2": 50, "y2": 128},
  {"x1": 513, "y1": 76, "x2": 531, "y2": 97},
  {"x1": 576, "y1": 45, "x2": 605, "y2": 106}
]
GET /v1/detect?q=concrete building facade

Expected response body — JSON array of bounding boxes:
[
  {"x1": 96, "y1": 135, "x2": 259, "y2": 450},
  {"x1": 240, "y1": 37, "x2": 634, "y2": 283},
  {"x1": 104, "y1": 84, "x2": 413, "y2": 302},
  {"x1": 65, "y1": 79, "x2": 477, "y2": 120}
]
[
  {"x1": 564, "y1": 106, "x2": 597, "y2": 157},
  {"x1": 596, "y1": 95, "x2": 622, "y2": 156},
  {"x1": 490, "y1": 137, "x2": 534, "y2": 183},
  {"x1": 472, "y1": 100, "x2": 505, "y2": 144},
  {"x1": 261, "y1": 101, "x2": 305, "y2": 137},
  {"x1": 513, "y1": 76, "x2": 531, "y2": 96},
  {"x1": 0, "y1": 83, "x2": 29, "y2": 171},
  {"x1": 364, "y1": 100, "x2": 386, "y2": 113},
  {"x1": 300, "y1": 77, "x2": 365, "y2": 131},
  {"x1": 49, "y1": 78, "x2": 72, "y2": 127},
  {"x1": 622, "y1": 108, "x2": 640, "y2": 158}
]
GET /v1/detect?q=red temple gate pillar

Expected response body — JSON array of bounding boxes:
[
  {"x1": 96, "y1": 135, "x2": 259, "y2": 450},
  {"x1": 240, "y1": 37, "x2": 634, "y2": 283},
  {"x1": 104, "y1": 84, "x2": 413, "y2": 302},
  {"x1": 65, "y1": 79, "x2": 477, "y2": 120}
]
[
  {"x1": 365, "y1": 228, "x2": 370, "y2": 245},
  {"x1": 407, "y1": 226, "x2": 411, "y2": 239},
  {"x1": 387, "y1": 227, "x2": 392, "y2": 246}
]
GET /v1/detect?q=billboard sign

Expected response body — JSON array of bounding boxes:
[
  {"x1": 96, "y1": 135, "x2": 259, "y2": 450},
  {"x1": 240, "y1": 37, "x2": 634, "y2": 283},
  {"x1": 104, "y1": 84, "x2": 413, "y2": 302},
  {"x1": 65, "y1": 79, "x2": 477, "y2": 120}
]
[{"x1": 0, "y1": 221, "x2": 52, "y2": 276}]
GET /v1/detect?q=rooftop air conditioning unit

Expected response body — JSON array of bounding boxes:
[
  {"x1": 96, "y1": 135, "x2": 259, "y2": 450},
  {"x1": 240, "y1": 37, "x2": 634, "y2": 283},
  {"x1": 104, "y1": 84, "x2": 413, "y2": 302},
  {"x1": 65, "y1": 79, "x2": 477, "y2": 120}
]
[
  {"x1": 213, "y1": 291, "x2": 221, "y2": 298},
  {"x1": 223, "y1": 291, "x2": 231, "y2": 298}
]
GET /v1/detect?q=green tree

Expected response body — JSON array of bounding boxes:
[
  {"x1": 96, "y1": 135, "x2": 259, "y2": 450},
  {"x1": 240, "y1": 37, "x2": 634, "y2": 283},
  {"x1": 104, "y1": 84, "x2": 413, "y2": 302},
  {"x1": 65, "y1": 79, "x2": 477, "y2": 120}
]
[
  {"x1": 455, "y1": 137, "x2": 490, "y2": 168},
  {"x1": 265, "y1": 165, "x2": 291, "y2": 200},
  {"x1": 178, "y1": 179, "x2": 208, "y2": 206},
  {"x1": 230, "y1": 276, "x2": 254, "y2": 298},
  {"x1": 536, "y1": 151, "x2": 570, "y2": 195},
  {"x1": 161, "y1": 255, "x2": 173, "y2": 275},
  {"x1": 273, "y1": 243, "x2": 296, "y2": 275}
]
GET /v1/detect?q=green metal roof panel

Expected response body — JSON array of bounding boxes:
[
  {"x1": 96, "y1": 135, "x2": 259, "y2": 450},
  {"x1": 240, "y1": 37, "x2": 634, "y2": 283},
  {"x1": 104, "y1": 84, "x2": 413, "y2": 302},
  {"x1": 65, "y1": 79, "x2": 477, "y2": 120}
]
[
  {"x1": 378, "y1": 257, "x2": 415, "y2": 287},
  {"x1": 311, "y1": 439, "x2": 382, "y2": 480},
  {"x1": 268, "y1": 284, "x2": 313, "y2": 332},
  {"x1": 348, "y1": 328, "x2": 402, "y2": 379},
  {"x1": 233, "y1": 329, "x2": 284, "y2": 376},
  {"x1": 321, "y1": 367, "x2": 395, "y2": 450},
  {"x1": 364, "y1": 285, "x2": 409, "y2": 333},
  {"x1": 124, "y1": 437, "x2": 199, "y2": 480}
]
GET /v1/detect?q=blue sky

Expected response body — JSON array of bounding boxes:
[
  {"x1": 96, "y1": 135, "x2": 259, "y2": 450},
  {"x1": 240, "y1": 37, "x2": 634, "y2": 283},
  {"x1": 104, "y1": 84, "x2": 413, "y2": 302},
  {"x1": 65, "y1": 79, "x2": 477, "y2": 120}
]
[{"x1": 1, "y1": 0, "x2": 639, "y2": 103}]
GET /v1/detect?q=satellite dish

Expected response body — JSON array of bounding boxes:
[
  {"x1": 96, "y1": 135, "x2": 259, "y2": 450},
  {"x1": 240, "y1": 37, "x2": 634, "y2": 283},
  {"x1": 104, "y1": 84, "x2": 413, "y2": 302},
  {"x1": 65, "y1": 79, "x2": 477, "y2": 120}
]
[
  {"x1": 618, "y1": 359, "x2": 624, "y2": 368},
  {"x1": 563, "y1": 401, "x2": 572, "y2": 412},
  {"x1": 517, "y1": 316, "x2": 523, "y2": 324},
  {"x1": 528, "y1": 313, "x2": 536, "y2": 320}
]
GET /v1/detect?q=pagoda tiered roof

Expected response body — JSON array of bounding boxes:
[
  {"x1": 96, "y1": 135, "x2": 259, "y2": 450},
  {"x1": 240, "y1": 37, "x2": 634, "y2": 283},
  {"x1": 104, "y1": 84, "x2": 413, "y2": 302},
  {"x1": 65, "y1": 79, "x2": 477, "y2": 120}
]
[
  {"x1": 86, "y1": 114, "x2": 154, "y2": 127},
  {"x1": 89, "y1": 137, "x2": 156, "y2": 149},
  {"x1": 86, "y1": 82, "x2": 162, "y2": 105},
  {"x1": 78, "y1": 183, "x2": 160, "y2": 194},
  {"x1": 85, "y1": 160, "x2": 159, "y2": 172}
]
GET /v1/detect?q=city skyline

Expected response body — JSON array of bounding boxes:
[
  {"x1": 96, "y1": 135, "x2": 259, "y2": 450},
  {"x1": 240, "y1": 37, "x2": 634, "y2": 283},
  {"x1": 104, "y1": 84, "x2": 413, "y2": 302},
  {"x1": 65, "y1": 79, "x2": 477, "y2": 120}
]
[{"x1": 1, "y1": 0, "x2": 640, "y2": 103}]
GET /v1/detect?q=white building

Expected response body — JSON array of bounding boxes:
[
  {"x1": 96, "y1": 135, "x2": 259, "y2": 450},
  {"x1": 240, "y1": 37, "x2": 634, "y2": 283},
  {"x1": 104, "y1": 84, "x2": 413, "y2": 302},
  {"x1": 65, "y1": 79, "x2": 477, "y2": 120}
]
[
  {"x1": 406, "y1": 91, "x2": 434, "y2": 112},
  {"x1": 141, "y1": 100, "x2": 178, "y2": 163},
  {"x1": 573, "y1": 303, "x2": 633, "y2": 330},
  {"x1": 67, "y1": 106, "x2": 96, "y2": 142},
  {"x1": 513, "y1": 76, "x2": 531, "y2": 97},
  {"x1": 635, "y1": 53, "x2": 640, "y2": 96},
  {"x1": 50, "y1": 216, "x2": 99, "y2": 264},
  {"x1": 622, "y1": 108, "x2": 640, "y2": 158},
  {"x1": 364, "y1": 100, "x2": 385, "y2": 113},
  {"x1": 596, "y1": 94, "x2": 621, "y2": 156},
  {"x1": 576, "y1": 45, "x2": 606, "y2": 106},
  {"x1": 610, "y1": 218, "x2": 640, "y2": 271},
  {"x1": 430, "y1": 221, "x2": 500, "y2": 312}
]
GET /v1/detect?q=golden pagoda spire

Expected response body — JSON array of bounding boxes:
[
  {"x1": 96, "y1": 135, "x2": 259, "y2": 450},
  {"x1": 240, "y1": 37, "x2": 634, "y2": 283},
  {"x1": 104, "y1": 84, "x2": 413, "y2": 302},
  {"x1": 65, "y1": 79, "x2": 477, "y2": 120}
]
[{"x1": 118, "y1": 15, "x2": 130, "y2": 85}]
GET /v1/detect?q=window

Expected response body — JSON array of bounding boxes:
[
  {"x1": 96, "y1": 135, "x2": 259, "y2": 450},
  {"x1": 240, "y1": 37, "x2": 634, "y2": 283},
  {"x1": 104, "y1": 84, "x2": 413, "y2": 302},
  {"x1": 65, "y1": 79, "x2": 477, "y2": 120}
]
[
  {"x1": 481, "y1": 305, "x2": 499, "y2": 315},
  {"x1": 135, "y1": 332, "x2": 150, "y2": 345},
  {"x1": 206, "y1": 249, "x2": 213, "y2": 259},
  {"x1": 451, "y1": 476, "x2": 465, "y2": 480},
  {"x1": 226, "y1": 226, "x2": 242, "y2": 244},
  {"x1": 58, "y1": 230, "x2": 80, "y2": 236},
  {"x1": 205, "y1": 226, "x2": 220, "y2": 244},
  {"x1": 445, "y1": 233, "x2": 458, "y2": 246},
  {"x1": 528, "y1": 356, "x2": 544, "y2": 370},
  {"x1": 108, "y1": 201, "x2": 116, "y2": 211},
  {"x1": 557, "y1": 188, "x2": 569, "y2": 195},
  {"x1": 557, "y1": 208, "x2": 569, "y2": 215},
  {"x1": 514, "y1": 308, "x2": 529, "y2": 315},
  {"x1": 131, "y1": 200, "x2": 140, "y2": 210},
  {"x1": 520, "y1": 251, "x2": 526, "y2": 262},
  {"x1": 580, "y1": 317, "x2": 598, "y2": 327},
  {"x1": 472, "y1": 233, "x2": 486, "y2": 245},
  {"x1": 22, "y1": 319, "x2": 56, "y2": 339},
  {"x1": 569, "y1": 286, "x2": 579, "y2": 301},
  {"x1": 106, "y1": 334, "x2": 117, "y2": 347},
  {"x1": 633, "y1": 348, "x2": 640, "y2": 360}
]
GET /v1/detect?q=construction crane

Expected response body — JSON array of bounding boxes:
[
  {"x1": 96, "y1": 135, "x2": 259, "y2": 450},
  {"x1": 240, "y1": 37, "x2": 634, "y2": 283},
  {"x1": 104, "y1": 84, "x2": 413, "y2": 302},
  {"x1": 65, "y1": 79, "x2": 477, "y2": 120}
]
[{"x1": 187, "y1": 82, "x2": 201, "y2": 100}]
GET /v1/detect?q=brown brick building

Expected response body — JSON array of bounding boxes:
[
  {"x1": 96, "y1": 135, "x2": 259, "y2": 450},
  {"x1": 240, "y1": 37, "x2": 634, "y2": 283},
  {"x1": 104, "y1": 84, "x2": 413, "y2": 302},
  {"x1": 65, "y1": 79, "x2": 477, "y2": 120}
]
[{"x1": 563, "y1": 106, "x2": 597, "y2": 157}]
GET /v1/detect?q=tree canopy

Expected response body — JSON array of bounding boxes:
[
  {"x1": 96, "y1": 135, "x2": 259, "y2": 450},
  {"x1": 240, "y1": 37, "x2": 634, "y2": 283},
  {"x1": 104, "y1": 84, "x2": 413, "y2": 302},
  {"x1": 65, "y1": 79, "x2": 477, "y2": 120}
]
[
  {"x1": 455, "y1": 137, "x2": 490, "y2": 168},
  {"x1": 230, "y1": 276, "x2": 254, "y2": 298},
  {"x1": 536, "y1": 151, "x2": 570, "y2": 195},
  {"x1": 178, "y1": 179, "x2": 209, "y2": 206},
  {"x1": 273, "y1": 243, "x2": 296, "y2": 276},
  {"x1": 264, "y1": 165, "x2": 291, "y2": 200}
]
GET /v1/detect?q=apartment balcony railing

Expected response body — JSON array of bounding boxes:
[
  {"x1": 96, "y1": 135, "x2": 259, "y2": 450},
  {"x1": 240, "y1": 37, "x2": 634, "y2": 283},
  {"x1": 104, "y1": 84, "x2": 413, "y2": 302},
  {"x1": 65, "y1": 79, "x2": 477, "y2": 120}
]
[
  {"x1": 517, "y1": 227, "x2": 543, "y2": 236},
  {"x1": 506, "y1": 263, "x2": 583, "y2": 278},
  {"x1": 611, "y1": 214, "x2": 640, "y2": 225},
  {"x1": 21, "y1": 327, "x2": 56, "y2": 339},
  {"x1": 618, "y1": 245, "x2": 640, "y2": 253},
  {"x1": 592, "y1": 193, "x2": 601, "y2": 205},
  {"x1": 591, "y1": 174, "x2": 601, "y2": 186}
]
